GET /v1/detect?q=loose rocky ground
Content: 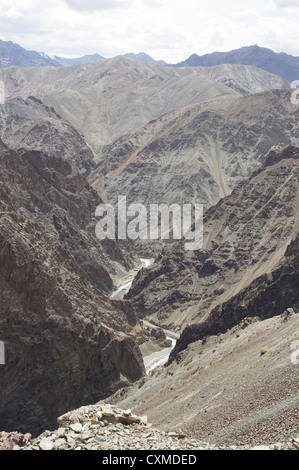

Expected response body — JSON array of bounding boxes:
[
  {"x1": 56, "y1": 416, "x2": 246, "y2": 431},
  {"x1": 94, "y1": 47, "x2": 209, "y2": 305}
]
[
  {"x1": 0, "y1": 404, "x2": 297, "y2": 451},
  {"x1": 108, "y1": 310, "x2": 299, "y2": 447},
  {"x1": 1, "y1": 310, "x2": 297, "y2": 451}
]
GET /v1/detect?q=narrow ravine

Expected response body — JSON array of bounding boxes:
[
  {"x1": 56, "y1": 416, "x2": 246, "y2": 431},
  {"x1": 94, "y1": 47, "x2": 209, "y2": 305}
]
[
  {"x1": 141, "y1": 320, "x2": 179, "y2": 374},
  {"x1": 109, "y1": 258, "x2": 178, "y2": 374},
  {"x1": 143, "y1": 336, "x2": 177, "y2": 374},
  {"x1": 109, "y1": 258, "x2": 153, "y2": 301}
]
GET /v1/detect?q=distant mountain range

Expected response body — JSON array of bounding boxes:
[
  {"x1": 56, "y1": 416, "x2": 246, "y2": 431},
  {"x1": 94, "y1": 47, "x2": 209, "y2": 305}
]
[
  {"x1": 0, "y1": 40, "x2": 59, "y2": 68},
  {"x1": 125, "y1": 52, "x2": 167, "y2": 65},
  {"x1": 49, "y1": 53, "x2": 105, "y2": 67},
  {"x1": 1, "y1": 40, "x2": 299, "y2": 83},
  {"x1": 174, "y1": 45, "x2": 299, "y2": 82},
  {"x1": 0, "y1": 40, "x2": 165, "y2": 68}
]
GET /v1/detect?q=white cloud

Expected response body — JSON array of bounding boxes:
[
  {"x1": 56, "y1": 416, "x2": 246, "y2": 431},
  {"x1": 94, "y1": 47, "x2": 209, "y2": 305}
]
[
  {"x1": 0, "y1": 0, "x2": 299, "y2": 62},
  {"x1": 62, "y1": 0, "x2": 129, "y2": 12},
  {"x1": 272, "y1": 0, "x2": 299, "y2": 8}
]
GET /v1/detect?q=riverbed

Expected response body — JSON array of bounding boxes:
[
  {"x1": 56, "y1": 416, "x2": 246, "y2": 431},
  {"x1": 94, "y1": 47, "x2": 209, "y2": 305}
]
[
  {"x1": 109, "y1": 258, "x2": 153, "y2": 301},
  {"x1": 109, "y1": 259, "x2": 178, "y2": 374}
]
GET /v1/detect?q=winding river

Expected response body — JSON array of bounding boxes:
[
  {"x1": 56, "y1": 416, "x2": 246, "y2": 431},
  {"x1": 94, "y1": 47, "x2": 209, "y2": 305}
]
[
  {"x1": 109, "y1": 259, "x2": 178, "y2": 374},
  {"x1": 109, "y1": 259, "x2": 152, "y2": 301}
]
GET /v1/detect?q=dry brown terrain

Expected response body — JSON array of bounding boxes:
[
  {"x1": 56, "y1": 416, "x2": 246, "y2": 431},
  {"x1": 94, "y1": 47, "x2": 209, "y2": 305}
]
[
  {"x1": 109, "y1": 310, "x2": 299, "y2": 446},
  {"x1": 0, "y1": 57, "x2": 298, "y2": 448},
  {"x1": 127, "y1": 147, "x2": 299, "y2": 332}
]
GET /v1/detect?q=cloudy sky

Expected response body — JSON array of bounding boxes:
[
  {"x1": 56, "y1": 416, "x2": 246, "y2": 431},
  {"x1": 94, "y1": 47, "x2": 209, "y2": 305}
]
[{"x1": 0, "y1": 0, "x2": 299, "y2": 62}]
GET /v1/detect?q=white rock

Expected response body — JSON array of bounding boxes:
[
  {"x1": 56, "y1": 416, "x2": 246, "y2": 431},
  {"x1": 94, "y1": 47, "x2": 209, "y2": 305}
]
[
  {"x1": 54, "y1": 438, "x2": 67, "y2": 449},
  {"x1": 39, "y1": 437, "x2": 54, "y2": 451},
  {"x1": 70, "y1": 423, "x2": 83, "y2": 433},
  {"x1": 140, "y1": 416, "x2": 148, "y2": 425},
  {"x1": 102, "y1": 406, "x2": 115, "y2": 417}
]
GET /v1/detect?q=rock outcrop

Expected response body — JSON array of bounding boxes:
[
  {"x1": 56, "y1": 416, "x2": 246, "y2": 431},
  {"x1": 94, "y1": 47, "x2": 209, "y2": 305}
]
[{"x1": 0, "y1": 140, "x2": 144, "y2": 436}]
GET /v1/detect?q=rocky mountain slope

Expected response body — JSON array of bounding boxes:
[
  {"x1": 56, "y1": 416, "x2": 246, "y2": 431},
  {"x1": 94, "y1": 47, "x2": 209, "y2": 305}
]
[
  {"x1": 0, "y1": 59, "x2": 292, "y2": 232},
  {"x1": 0, "y1": 139, "x2": 144, "y2": 436},
  {"x1": 175, "y1": 45, "x2": 299, "y2": 82},
  {"x1": 127, "y1": 146, "x2": 299, "y2": 336},
  {"x1": 90, "y1": 89, "x2": 299, "y2": 255},
  {"x1": 0, "y1": 48, "x2": 298, "y2": 449},
  {"x1": 0, "y1": 96, "x2": 96, "y2": 175},
  {"x1": 0, "y1": 57, "x2": 237, "y2": 154},
  {"x1": 192, "y1": 64, "x2": 290, "y2": 95},
  {"x1": 0, "y1": 57, "x2": 289, "y2": 168},
  {"x1": 110, "y1": 309, "x2": 299, "y2": 447}
]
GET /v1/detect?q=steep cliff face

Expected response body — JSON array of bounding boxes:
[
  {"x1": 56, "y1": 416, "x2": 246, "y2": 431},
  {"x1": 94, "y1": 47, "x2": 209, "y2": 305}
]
[
  {"x1": 0, "y1": 140, "x2": 144, "y2": 436},
  {"x1": 127, "y1": 147, "x2": 299, "y2": 347}
]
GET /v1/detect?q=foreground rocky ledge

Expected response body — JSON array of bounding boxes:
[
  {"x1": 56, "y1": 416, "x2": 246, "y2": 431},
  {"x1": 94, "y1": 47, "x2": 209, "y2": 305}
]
[{"x1": 0, "y1": 404, "x2": 298, "y2": 451}]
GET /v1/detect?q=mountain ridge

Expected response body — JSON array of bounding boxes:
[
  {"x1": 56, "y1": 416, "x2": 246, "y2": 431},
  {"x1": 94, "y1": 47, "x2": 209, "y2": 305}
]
[
  {"x1": 174, "y1": 45, "x2": 299, "y2": 82},
  {"x1": 0, "y1": 57, "x2": 290, "y2": 179},
  {"x1": 0, "y1": 40, "x2": 60, "y2": 68},
  {"x1": 2, "y1": 39, "x2": 299, "y2": 83},
  {"x1": 0, "y1": 39, "x2": 166, "y2": 68}
]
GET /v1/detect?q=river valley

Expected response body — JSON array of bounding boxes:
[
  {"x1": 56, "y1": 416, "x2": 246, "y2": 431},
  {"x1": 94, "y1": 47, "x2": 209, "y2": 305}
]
[{"x1": 109, "y1": 259, "x2": 178, "y2": 375}]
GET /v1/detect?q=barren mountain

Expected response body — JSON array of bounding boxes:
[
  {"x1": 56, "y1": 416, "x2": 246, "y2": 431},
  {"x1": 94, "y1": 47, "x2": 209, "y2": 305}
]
[
  {"x1": 0, "y1": 96, "x2": 96, "y2": 175},
  {"x1": 0, "y1": 39, "x2": 166, "y2": 68},
  {"x1": 52, "y1": 53, "x2": 105, "y2": 67},
  {"x1": 193, "y1": 64, "x2": 290, "y2": 95},
  {"x1": 127, "y1": 146, "x2": 299, "y2": 335},
  {"x1": 0, "y1": 48, "x2": 298, "y2": 448},
  {"x1": 0, "y1": 57, "x2": 236, "y2": 149},
  {"x1": 107, "y1": 147, "x2": 299, "y2": 445},
  {"x1": 0, "y1": 139, "x2": 144, "y2": 436},
  {"x1": 0, "y1": 59, "x2": 292, "y2": 230},
  {"x1": 175, "y1": 45, "x2": 299, "y2": 82},
  {"x1": 90, "y1": 89, "x2": 299, "y2": 256},
  {"x1": 0, "y1": 57, "x2": 289, "y2": 168},
  {"x1": 110, "y1": 308, "x2": 299, "y2": 446}
]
